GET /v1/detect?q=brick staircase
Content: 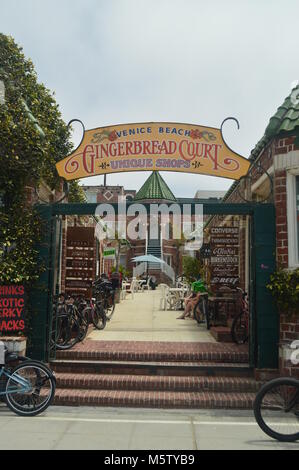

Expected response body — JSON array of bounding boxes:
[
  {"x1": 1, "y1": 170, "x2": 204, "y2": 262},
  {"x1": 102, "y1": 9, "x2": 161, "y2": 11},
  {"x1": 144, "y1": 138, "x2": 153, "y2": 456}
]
[
  {"x1": 210, "y1": 326, "x2": 233, "y2": 342},
  {"x1": 50, "y1": 340, "x2": 261, "y2": 409}
]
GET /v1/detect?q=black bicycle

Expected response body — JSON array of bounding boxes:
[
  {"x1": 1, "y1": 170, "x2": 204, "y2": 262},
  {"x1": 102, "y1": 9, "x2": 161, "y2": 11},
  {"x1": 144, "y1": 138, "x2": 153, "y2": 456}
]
[
  {"x1": 92, "y1": 278, "x2": 115, "y2": 321},
  {"x1": 51, "y1": 294, "x2": 81, "y2": 350},
  {"x1": 85, "y1": 297, "x2": 107, "y2": 330},
  {"x1": 254, "y1": 376, "x2": 299, "y2": 442},
  {"x1": 231, "y1": 288, "x2": 249, "y2": 345},
  {"x1": 193, "y1": 293, "x2": 210, "y2": 329}
]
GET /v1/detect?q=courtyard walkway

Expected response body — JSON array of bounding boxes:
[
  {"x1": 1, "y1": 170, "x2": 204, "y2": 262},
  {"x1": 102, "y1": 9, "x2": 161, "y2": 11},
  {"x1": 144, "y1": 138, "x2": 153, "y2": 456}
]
[{"x1": 87, "y1": 288, "x2": 216, "y2": 343}]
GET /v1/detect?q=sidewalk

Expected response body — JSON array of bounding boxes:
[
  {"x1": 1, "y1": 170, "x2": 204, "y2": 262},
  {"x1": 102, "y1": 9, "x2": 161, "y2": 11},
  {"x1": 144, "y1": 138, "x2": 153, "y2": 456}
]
[
  {"x1": 87, "y1": 288, "x2": 216, "y2": 343},
  {"x1": 0, "y1": 406, "x2": 296, "y2": 450}
]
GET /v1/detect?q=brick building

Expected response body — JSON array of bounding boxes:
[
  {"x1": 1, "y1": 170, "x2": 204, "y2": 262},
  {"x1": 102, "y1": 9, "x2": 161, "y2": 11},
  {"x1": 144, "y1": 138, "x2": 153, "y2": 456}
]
[
  {"x1": 205, "y1": 83, "x2": 299, "y2": 377},
  {"x1": 78, "y1": 173, "x2": 223, "y2": 284}
]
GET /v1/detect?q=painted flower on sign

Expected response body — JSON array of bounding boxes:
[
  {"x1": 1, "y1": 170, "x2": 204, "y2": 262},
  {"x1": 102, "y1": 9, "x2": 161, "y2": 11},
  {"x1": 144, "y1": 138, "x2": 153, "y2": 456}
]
[
  {"x1": 190, "y1": 129, "x2": 201, "y2": 139},
  {"x1": 108, "y1": 131, "x2": 118, "y2": 141}
]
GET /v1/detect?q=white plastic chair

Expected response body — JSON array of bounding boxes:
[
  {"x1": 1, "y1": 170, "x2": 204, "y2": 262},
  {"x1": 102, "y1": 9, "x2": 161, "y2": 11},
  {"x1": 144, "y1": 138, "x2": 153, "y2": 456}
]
[
  {"x1": 159, "y1": 284, "x2": 169, "y2": 310},
  {"x1": 128, "y1": 279, "x2": 138, "y2": 299},
  {"x1": 142, "y1": 277, "x2": 151, "y2": 292},
  {"x1": 120, "y1": 280, "x2": 130, "y2": 300}
]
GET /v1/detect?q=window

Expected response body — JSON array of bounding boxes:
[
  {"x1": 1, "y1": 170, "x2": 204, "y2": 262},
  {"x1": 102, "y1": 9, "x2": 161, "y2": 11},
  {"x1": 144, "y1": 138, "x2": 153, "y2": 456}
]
[
  {"x1": 296, "y1": 176, "x2": 299, "y2": 259},
  {"x1": 287, "y1": 172, "x2": 299, "y2": 267},
  {"x1": 85, "y1": 192, "x2": 97, "y2": 203},
  {"x1": 163, "y1": 255, "x2": 172, "y2": 267}
]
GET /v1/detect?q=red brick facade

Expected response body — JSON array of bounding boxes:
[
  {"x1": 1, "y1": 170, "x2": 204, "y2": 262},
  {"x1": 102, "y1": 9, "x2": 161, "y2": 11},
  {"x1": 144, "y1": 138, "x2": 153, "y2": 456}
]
[{"x1": 222, "y1": 133, "x2": 299, "y2": 377}]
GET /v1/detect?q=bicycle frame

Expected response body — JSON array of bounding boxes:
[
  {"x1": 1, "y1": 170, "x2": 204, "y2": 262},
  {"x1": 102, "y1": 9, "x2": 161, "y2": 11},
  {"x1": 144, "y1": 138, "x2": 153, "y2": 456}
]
[{"x1": 0, "y1": 366, "x2": 33, "y2": 396}]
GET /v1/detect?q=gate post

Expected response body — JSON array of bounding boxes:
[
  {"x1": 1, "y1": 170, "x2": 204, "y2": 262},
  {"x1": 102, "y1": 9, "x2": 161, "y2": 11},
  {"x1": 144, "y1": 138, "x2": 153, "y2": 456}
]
[
  {"x1": 253, "y1": 204, "x2": 279, "y2": 369},
  {"x1": 27, "y1": 204, "x2": 54, "y2": 361}
]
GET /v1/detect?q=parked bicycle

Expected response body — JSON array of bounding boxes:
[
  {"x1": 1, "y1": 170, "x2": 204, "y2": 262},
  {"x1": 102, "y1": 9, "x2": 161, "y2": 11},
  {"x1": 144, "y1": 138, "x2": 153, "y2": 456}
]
[
  {"x1": 92, "y1": 278, "x2": 115, "y2": 321},
  {"x1": 84, "y1": 296, "x2": 107, "y2": 331},
  {"x1": 51, "y1": 292, "x2": 107, "y2": 351},
  {"x1": 231, "y1": 287, "x2": 249, "y2": 344},
  {"x1": 193, "y1": 293, "x2": 210, "y2": 329},
  {"x1": 51, "y1": 293, "x2": 81, "y2": 350},
  {"x1": 0, "y1": 348, "x2": 56, "y2": 416},
  {"x1": 192, "y1": 280, "x2": 210, "y2": 329},
  {"x1": 253, "y1": 376, "x2": 299, "y2": 442}
]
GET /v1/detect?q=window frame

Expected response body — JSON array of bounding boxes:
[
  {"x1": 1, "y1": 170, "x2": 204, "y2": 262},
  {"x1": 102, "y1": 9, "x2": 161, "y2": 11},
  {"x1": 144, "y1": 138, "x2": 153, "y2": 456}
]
[{"x1": 287, "y1": 170, "x2": 299, "y2": 268}]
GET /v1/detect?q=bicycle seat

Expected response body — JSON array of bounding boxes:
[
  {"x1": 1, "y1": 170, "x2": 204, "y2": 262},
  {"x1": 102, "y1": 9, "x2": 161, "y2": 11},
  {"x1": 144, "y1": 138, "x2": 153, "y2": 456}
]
[{"x1": 5, "y1": 351, "x2": 19, "y2": 363}]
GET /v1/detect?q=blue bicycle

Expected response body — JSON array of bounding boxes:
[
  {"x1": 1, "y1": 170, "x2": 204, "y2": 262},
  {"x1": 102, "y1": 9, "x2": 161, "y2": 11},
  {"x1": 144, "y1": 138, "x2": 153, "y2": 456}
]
[{"x1": 0, "y1": 350, "x2": 56, "y2": 417}]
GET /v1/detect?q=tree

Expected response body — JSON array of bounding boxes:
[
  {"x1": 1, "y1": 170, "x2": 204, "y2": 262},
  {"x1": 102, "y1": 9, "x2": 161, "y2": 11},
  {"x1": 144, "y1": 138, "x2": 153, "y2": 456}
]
[
  {"x1": 182, "y1": 256, "x2": 202, "y2": 284},
  {"x1": 68, "y1": 181, "x2": 87, "y2": 203},
  {"x1": 0, "y1": 35, "x2": 73, "y2": 206},
  {"x1": 171, "y1": 231, "x2": 186, "y2": 278},
  {"x1": 0, "y1": 34, "x2": 75, "y2": 284},
  {"x1": 110, "y1": 232, "x2": 131, "y2": 272}
]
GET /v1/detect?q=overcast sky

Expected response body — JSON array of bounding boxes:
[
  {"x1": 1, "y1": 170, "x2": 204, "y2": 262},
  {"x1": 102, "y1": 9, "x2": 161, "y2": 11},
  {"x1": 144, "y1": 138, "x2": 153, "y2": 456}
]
[{"x1": 1, "y1": 0, "x2": 298, "y2": 196}]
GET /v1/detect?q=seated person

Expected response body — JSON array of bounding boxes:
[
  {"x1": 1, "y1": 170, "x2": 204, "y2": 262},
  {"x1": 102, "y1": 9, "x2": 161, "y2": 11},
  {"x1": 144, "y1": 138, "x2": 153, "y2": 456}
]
[
  {"x1": 177, "y1": 289, "x2": 201, "y2": 320},
  {"x1": 139, "y1": 274, "x2": 148, "y2": 288},
  {"x1": 149, "y1": 275, "x2": 157, "y2": 290}
]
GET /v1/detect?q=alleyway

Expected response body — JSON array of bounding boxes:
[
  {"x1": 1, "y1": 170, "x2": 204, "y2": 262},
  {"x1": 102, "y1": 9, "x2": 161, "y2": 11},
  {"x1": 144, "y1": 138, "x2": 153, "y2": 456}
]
[
  {"x1": 51, "y1": 288, "x2": 250, "y2": 409},
  {"x1": 87, "y1": 288, "x2": 216, "y2": 343}
]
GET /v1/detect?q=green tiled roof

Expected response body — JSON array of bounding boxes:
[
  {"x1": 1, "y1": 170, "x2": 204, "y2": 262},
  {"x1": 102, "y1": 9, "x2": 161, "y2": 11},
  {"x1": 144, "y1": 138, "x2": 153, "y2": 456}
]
[
  {"x1": 134, "y1": 171, "x2": 177, "y2": 202},
  {"x1": 250, "y1": 83, "x2": 299, "y2": 160},
  {"x1": 221, "y1": 83, "x2": 299, "y2": 203}
]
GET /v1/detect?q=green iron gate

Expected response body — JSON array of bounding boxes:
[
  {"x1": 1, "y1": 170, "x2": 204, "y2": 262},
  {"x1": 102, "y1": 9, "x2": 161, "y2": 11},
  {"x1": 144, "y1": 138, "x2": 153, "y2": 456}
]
[{"x1": 28, "y1": 201, "x2": 278, "y2": 370}]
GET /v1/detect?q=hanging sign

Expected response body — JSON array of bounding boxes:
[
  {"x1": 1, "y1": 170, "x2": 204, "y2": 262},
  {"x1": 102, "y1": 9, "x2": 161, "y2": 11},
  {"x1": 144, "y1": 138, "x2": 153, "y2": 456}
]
[
  {"x1": 103, "y1": 248, "x2": 116, "y2": 259},
  {"x1": 56, "y1": 122, "x2": 250, "y2": 181},
  {"x1": 200, "y1": 243, "x2": 212, "y2": 259},
  {"x1": 209, "y1": 226, "x2": 240, "y2": 288}
]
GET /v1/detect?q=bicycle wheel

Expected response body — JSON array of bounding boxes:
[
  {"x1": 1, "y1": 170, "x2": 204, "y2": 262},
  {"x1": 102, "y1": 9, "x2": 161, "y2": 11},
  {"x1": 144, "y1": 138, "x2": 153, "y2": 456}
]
[
  {"x1": 77, "y1": 309, "x2": 90, "y2": 342},
  {"x1": 193, "y1": 298, "x2": 209, "y2": 329},
  {"x1": 254, "y1": 377, "x2": 299, "y2": 442},
  {"x1": 193, "y1": 300, "x2": 203, "y2": 323},
  {"x1": 201, "y1": 296, "x2": 210, "y2": 330},
  {"x1": 231, "y1": 312, "x2": 248, "y2": 344},
  {"x1": 105, "y1": 292, "x2": 115, "y2": 320},
  {"x1": 91, "y1": 303, "x2": 107, "y2": 330},
  {"x1": 5, "y1": 361, "x2": 56, "y2": 417},
  {"x1": 55, "y1": 314, "x2": 81, "y2": 350}
]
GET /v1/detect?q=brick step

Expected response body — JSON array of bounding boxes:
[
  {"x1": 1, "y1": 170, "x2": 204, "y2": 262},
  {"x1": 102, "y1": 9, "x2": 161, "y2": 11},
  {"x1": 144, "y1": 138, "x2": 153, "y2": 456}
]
[
  {"x1": 53, "y1": 388, "x2": 256, "y2": 409},
  {"x1": 55, "y1": 346, "x2": 248, "y2": 364},
  {"x1": 55, "y1": 372, "x2": 261, "y2": 393},
  {"x1": 51, "y1": 360, "x2": 253, "y2": 377},
  {"x1": 210, "y1": 327, "x2": 233, "y2": 343}
]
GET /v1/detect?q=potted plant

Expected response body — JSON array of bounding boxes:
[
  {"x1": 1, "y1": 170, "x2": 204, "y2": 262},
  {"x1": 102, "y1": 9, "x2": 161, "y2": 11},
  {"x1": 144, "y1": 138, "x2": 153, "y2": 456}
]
[
  {"x1": 0, "y1": 335, "x2": 27, "y2": 356},
  {"x1": 267, "y1": 268, "x2": 299, "y2": 317},
  {"x1": 267, "y1": 268, "x2": 299, "y2": 366}
]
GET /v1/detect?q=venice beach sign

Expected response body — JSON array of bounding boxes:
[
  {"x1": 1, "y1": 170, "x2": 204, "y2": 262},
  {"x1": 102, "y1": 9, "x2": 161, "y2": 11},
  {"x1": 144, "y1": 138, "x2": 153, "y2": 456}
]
[{"x1": 56, "y1": 122, "x2": 250, "y2": 181}]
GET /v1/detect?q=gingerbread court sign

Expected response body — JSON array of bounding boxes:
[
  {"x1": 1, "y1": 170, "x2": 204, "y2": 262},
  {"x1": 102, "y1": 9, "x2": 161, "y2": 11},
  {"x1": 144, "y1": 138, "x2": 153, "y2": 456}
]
[{"x1": 56, "y1": 121, "x2": 250, "y2": 181}]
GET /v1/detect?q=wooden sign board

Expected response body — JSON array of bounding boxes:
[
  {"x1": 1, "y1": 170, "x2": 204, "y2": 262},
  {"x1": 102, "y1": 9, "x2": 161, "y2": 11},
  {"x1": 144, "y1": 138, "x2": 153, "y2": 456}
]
[
  {"x1": 65, "y1": 227, "x2": 96, "y2": 297},
  {"x1": 56, "y1": 122, "x2": 250, "y2": 181},
  {"x1": 209, "y1": 226, "x2": 240, "y2": 289}
]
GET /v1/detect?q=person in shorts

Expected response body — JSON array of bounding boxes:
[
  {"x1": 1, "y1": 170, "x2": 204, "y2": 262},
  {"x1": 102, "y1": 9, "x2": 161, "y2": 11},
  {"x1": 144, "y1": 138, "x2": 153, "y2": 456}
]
[{"x1": 177, "y1": 279, "x2": 207, "y2": 320}]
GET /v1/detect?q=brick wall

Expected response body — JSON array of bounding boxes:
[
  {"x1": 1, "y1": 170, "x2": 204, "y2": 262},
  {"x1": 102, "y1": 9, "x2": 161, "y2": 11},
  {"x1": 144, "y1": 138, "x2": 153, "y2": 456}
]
[{"x1": 223, "y1": 134, "x2": 299, "y2": 376}]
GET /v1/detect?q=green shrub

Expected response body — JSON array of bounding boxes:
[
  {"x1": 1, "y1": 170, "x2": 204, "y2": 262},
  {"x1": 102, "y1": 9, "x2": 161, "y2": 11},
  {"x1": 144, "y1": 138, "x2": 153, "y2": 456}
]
[
  {"x1": 182, "y1": 256, "x2": 202, "y2": 284},
  {"x1": 267, "y1": 268, "x2": 299, "y2": 315}
]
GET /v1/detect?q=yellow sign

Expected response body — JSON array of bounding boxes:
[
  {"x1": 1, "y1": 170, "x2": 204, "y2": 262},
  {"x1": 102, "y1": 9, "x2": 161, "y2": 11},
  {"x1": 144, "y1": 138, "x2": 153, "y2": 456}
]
[{"x1": 56, "y1": 122, "x2": 250, "y2": 180}]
